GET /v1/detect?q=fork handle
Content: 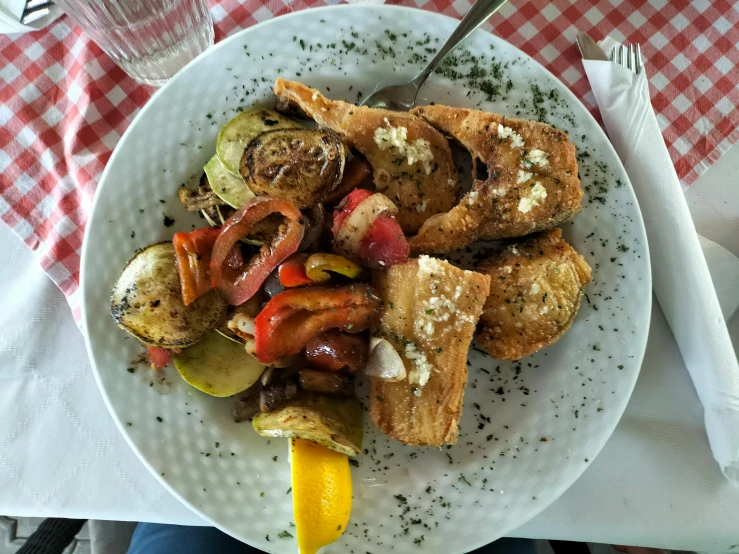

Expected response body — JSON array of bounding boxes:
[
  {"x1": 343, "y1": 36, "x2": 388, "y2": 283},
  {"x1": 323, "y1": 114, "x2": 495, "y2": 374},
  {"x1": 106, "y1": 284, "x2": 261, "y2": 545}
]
[{"x1": 412, "y1": 0, "x2": 509, "y2": 90}]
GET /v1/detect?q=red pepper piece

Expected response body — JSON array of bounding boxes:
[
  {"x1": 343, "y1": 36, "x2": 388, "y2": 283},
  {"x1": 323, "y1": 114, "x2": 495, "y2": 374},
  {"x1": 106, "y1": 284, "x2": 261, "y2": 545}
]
[
  {"x1": 210, "y1": 197, "x2": 304, "y2": 305},
  {"x1": 253, "y1": 284, "x2": 381, "y2": 364}
]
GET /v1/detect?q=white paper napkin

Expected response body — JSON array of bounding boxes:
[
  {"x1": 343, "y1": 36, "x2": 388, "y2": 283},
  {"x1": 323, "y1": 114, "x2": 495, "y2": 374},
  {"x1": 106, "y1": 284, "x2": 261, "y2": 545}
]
[{"x1": 582, "y1": 38, "x2": 739, "y2": 482}]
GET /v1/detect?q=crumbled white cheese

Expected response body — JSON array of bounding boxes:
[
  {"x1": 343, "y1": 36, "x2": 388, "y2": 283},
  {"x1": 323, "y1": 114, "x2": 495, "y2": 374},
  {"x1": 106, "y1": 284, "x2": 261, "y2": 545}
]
[
  {"x1": 530, "y1": 282, "x2": 541, "y2": 295},
  {"x1": 405, "y1": 342, "x2": 433, "y2": 389},
  {"x1": 518, "y1": 182, "x2": 548, "y2": 213},
  {"x1": 502, "y1": 265, "x2": 513, "y2": 275},
  {"x1": 540, "y1": 306, "x2": 550, "y2": 315},
  {"x1": 497, "y1": 124, "x2": 524, "y2": 148},
  {"x1": 418, "y1": 254, "x2": 447, "y2": 275},
  {"x1": 516, "y1": 169, "x2": 533, "y2": 184},
  {"x1": 468, "y1": 191, "x2": 479, "y2": 204},
  {"x1": 415, "y1": 199, "x2": 428, "y2": 213},
  {"x1": 374, "y1": 121, "x2": 435, "y2": 174},
  {"x1": 510, "y1": 245, "x2": 520, "y2": 255},
  {"x1": 526, "y1": 148, "x2": 549, "y2": 168},
  {"x1": 312, "y1": 92, "x2": 319, "y2": 101},
  {"x1": 492, "y1": 187, "x2": 507, "y2": 197}
]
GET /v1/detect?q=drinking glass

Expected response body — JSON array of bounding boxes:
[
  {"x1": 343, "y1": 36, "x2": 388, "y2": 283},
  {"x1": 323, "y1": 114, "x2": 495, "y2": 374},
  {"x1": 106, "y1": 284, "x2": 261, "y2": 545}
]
[{"x1": 53, "y1": 0, "x2": 214, "y2": 86}]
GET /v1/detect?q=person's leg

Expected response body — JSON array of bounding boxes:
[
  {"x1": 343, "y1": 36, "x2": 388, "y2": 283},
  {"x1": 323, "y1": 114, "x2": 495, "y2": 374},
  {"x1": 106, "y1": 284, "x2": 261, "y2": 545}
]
[{"x1": 127, "y1": 523, "x2": 263, "y2": 554}]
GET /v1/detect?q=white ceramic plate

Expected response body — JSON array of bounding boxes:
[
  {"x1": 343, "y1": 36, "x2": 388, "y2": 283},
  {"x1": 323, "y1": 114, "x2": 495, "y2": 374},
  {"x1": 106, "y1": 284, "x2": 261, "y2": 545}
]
[{"x1": 81, "y1": 6, "x2": 651, "y2": 553}]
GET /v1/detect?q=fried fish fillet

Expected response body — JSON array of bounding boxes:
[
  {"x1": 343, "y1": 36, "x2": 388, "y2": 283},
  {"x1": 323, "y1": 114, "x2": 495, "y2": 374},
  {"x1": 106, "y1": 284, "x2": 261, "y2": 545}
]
[
  {"x1": 409, "y1": 105, "x2": 583, "y2": 253},
  {"x1": 476, "y1": 228, "x2": 591, "y2": 360},
  {"x1": 274, "y1": 79, "x2": 458, "y2": 234},
  {"x1": 370, "y1": 257, "x2": 491, "y2": 446}
]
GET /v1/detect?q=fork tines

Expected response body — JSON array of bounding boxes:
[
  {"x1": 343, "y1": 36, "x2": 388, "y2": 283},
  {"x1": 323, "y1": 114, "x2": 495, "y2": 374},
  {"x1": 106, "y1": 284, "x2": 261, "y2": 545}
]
[{"x1": 610, "y1": 43, "x2": 642, "y2": 74}]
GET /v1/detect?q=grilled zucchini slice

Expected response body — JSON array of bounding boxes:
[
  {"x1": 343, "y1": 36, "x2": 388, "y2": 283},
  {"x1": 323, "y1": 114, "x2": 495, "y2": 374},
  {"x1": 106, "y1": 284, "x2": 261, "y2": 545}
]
[
  {"x1": 216, "y1": 108, "x2": 301, "y2": 176},
  {"x1": 252, "y1": 391, "x2": 362, "y2": 456},
  {"x1": 110, "y1": 242, "x2": 227, "y2": 348}
]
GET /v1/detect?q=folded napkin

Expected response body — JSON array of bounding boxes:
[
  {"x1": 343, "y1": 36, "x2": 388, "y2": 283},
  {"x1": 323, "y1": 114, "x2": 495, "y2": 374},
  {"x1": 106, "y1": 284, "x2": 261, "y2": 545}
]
[
  {"x1": 583, "y1": 38, "x2": 739, "y2": 482},
  {"x1": 0, "y1": 0, "x2": 61, "y2": 34}
]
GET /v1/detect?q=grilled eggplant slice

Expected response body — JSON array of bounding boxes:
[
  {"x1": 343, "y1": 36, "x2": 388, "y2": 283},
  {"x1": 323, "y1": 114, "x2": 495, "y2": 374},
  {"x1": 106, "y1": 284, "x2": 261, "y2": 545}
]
[
  {"x1": 242, "y1": 129, "x2": 346, "y2": 208},
  {"x1": 203, "y1": 155, "x2": 255, "y2": 209},
  {"x1": 252, "y1": 391, "x2": 362, "y2": 456},
  {"x1": 110, "y1": 243, "x2": 227, "y2": 348},
  {"x1": 217, "y1": 108, "x2": 302, "y2": 176}
]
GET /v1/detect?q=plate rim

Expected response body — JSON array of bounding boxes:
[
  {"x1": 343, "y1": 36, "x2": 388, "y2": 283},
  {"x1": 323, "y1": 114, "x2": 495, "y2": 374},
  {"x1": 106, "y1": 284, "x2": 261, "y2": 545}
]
[{"x1": 80, "y1": 4, "x2": 653, "y2": 550}]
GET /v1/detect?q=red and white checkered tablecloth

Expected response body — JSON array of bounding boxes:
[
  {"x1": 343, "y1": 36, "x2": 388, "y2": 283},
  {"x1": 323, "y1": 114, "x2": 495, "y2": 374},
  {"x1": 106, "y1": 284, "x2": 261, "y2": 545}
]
[{"x1": 1, "y1": 0, "x2": 738, "y2": 320}]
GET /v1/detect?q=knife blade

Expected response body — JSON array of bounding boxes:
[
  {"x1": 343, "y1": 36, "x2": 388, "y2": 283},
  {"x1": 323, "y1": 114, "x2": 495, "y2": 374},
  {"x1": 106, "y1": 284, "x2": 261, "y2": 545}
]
[{"x1": 576, "y1": 32, "x2": 609, "y2": 61}]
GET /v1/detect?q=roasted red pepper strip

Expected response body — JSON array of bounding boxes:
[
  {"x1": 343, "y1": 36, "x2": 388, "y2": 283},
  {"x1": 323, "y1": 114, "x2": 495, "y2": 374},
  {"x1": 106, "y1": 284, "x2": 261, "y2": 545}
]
[
  {"x1": 278, "y1": 254, "x2": 312, "y2": 288},
  {"x1": 254, "y1": 285, "x2": 381, "y2": 364},
  {"x1": 173, "y1": 227, "x2": 220, "y2": 306},
  {"x1": 210, "y1": 197, "x2": 305, "y2": 305}
]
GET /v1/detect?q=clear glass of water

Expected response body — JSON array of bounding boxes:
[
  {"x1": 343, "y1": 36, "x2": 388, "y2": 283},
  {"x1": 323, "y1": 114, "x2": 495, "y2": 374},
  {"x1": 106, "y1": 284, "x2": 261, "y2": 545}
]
[{"x1": 53, "y1": 0, "x2": 214, "y2": 86}]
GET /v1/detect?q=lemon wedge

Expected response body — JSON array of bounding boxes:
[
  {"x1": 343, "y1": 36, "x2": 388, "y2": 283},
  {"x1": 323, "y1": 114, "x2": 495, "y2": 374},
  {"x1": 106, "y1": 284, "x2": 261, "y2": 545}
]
[{"x1": 291, "y1": 438, "x2": 352, "y2": 554}]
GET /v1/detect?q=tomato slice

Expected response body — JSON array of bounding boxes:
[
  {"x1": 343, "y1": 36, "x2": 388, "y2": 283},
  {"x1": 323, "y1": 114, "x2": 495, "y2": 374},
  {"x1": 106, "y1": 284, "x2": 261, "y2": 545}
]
[
  {"x1": 147, "y1": 346, "x2": 174, "y2": 369},
  {"x1": 254, "y1": 285, "x2": 381, "y2": 364},
  {"x1": 278, "y1": 254, "x2": 312, "y2": 288},
  {"x1": 173, "y1": 227, "x2": 220, "y2": 305},
  {"x1": 210, "y1": 197, "x2": 304, "y2": 305},
  {"x1": 332, "y1": 189, "x2": 372, "y2": 236},
  {"x1": 359, "y1": 215, "x2": 410, "y2": 269}
]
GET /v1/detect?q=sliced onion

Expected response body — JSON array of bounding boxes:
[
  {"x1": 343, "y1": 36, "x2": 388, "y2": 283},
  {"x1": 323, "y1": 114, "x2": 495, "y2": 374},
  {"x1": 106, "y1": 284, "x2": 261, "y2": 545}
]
[
  {"x1": 363, "y1": 337, "x2": 407, "y2": 382},
  {"x1": 334, "y1": 193, "x2": 398, "y2": 259}
]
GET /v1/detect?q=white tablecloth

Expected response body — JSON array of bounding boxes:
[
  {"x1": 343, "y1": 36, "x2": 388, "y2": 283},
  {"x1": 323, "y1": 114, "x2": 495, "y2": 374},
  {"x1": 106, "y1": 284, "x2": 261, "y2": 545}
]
[{"x1": 1, "y1": 145, "x2": 738, "y2": 552}]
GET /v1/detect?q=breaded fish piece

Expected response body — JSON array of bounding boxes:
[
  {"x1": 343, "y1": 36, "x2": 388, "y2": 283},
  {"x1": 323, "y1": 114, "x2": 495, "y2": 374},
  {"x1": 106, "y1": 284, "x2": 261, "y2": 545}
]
[
  {"x1": 274, "y1": 79, "x2": 458, "y2": 234},
  {"x1": 476, "y1": 229, "x2": 591, "y2": 360},
  {"x1": 371, "y1": 257, "x2": 491, "y2": 446},
  {"x1": 409, "y1": 105, "x2": 583, "y2": 253}
]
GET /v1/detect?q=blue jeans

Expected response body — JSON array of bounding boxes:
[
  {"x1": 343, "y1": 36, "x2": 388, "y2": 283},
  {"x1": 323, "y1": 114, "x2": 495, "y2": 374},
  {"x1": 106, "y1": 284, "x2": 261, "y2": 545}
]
[{"x1": 127, "y1": 523, "x2": 537, "y2": 554}]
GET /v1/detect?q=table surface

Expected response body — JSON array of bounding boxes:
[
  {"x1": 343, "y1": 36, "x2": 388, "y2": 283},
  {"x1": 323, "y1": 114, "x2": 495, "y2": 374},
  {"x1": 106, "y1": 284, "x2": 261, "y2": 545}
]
[{"x1": 1, "y1": 148, "x2": 738, "y2": 552}]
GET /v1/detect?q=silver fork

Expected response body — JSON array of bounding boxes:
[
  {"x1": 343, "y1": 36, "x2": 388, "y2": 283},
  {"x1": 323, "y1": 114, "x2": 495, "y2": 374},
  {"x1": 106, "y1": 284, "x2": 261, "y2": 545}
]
[
  {"x1": 361, "y1": 0, "x2": 509, "y2": 111},
  {"x1": 610, "y1": 43, "x2": 643, "y2": 74}
]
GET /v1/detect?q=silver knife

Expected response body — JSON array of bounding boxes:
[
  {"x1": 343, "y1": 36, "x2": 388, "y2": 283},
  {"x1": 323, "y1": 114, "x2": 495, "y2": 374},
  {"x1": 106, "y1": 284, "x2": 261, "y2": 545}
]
[{"x1": 576, "y1": 32, "x2": 609, "y2": 61}]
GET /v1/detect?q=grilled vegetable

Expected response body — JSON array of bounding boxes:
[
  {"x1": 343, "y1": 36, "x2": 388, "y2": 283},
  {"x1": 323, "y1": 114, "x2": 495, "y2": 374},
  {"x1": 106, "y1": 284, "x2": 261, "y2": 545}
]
[
  {"x1": 322, "y1": 155, "x2": 372, "y2": 205},
  {"x1": 173, "y1": 331, "x2": 265, "y2": 397},
  {"x1": 216, "y1": 108, "x2": 302, "y2": 176},
  {"x1": 260, "y1": 379, "x2": 299, "y2": 412},
  {"x1": 298, "y1": 369, "x2": 354, "y2": 396},
  {"x1": 110, "y1": 243, "x2": 227, "y2": 348},
  {"x1": 305, "y1": 253, "x2": 363, "y2": 282},
  {"x1": 305, "y1": 330, "x2": 368, "y2": 373},
  {"x1": 298, "y1": 204, "x2": 326, "y2": 252},
  {"x1": 332, "y1": 190, "x2": 409, "y2": 268},
  {"x1": 210, "y1": 197, "x2": 305, "y2": 305},
  {"x1": 201, "y1": 204, "x2": 231, "y2": 227},
  {"x1": 147, "y1": 346, "x2": 175, "y2": 369},
  {"x1": 178, "y1": 177, "x2": 225, "y2": 212},
  {"x1": 233, "y1": 387, "x2": 261, "y2": 422},
  {"x1": 242, "y1": 129, "x2": 346, "y2": 208},
  {"x1": 278, "y1": 254, "x2": 312, "y2": 287},
  {"x1": 203, "y1": 155, "x2": 255, "y2": 209},
  {"x1": 172, "y1": 227, "x2": 220, "y2": 305},
  {"x1": 363, "y1": 337, "x2": 406, "y2": 382},
  {"x1": 252, "y1": 391, "x2": 363, "y2": 456},
  {"x1": 253, "y1": 285, "x2": 382, "y2": 364}
]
